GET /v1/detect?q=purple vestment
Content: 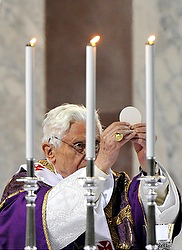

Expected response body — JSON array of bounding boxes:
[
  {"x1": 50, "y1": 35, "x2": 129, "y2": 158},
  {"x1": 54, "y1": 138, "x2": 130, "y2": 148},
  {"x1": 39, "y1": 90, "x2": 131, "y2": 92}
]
[
  {"x1": 0, "y1": 166, "x2": 181, "y2": 250},
  {"x1": 0, "y1": 168, "x2": 50, "y2": 249}
]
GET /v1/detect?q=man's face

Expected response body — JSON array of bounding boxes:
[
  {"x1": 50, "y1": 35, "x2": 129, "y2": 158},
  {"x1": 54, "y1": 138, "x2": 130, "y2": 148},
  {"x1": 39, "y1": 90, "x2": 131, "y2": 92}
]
[{"x1": 52, "y1": 121, "x2": 100, "y2": 178}]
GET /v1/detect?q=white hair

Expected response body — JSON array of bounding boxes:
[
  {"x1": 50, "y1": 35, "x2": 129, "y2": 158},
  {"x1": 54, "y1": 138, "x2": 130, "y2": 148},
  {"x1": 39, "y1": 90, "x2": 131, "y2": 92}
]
[{"x1": 42, "y1": 103, "x2": 102, "y2": 148}]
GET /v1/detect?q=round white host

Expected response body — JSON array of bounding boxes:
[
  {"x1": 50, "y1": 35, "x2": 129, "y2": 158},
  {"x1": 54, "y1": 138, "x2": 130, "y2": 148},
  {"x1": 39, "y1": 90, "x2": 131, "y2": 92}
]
[{"x1": 119, "y1": 106, "x2": 142, "y2": 125}]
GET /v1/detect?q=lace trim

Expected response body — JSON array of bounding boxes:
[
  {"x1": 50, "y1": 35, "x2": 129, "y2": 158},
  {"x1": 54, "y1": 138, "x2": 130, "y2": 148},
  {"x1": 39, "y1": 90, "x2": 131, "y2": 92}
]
[
  {"x1": 46, "y1": 168, "x2": 87, "y2": 249},
  {"x1": 42, "y1": 188, "x2": 53, "y2": 250}
]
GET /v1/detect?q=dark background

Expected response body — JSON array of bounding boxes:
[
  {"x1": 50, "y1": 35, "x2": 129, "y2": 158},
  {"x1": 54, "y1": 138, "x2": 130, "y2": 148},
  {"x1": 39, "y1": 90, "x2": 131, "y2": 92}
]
[{"x1": 46, "y1": 0, "x2": 133, "y2": 173}]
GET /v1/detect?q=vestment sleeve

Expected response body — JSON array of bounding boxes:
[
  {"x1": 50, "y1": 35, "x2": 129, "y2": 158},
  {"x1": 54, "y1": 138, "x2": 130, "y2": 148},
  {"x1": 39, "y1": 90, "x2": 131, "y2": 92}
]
[{"x1": 139, "y1": 165, "x2": 180, "y2": 225}]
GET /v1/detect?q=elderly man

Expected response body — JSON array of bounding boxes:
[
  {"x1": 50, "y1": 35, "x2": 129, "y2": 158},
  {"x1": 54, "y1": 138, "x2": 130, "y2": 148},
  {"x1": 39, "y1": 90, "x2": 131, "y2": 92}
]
[{"x1": 0, "y1": 103, "x2": 181, "y2": 250}]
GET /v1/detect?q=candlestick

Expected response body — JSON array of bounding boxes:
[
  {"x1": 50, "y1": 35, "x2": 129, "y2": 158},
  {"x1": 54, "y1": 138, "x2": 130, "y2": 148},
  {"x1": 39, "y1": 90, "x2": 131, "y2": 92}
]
[
  {"x1": 86, "y1": 35, "x2": 100, "y2": 164},
  {"x1": 26, "y1": 38, "x2": 36, "y2": 177},
  {"x1": 145, "y1": 36, "x2": 157, "y2": 250},
  {"x1": 145, "y1": 35, "x2": 155, "y2": 161},
  {"x1": 85, "y1": 36, "x2": 100, "y2": 250}
]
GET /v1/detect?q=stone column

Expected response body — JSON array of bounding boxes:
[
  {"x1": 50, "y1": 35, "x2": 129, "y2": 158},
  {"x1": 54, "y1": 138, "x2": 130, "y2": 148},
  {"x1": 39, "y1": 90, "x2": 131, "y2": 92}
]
[
  {"x1": 0, "y1": 0, "x2": 45, "y2": 195},
  {"x1": 132, "y1": 0, "x2": 182, "y2": 247}
]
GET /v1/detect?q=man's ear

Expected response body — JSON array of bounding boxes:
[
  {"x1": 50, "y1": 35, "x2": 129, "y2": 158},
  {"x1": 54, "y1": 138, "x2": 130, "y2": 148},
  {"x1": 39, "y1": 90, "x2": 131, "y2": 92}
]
[{"x1": 42, "y1": 143, "x2": 56, "y2": 165}]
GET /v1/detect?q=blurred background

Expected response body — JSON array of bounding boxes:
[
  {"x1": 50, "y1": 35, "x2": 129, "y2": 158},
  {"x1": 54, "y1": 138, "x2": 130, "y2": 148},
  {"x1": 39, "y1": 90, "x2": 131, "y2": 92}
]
[{"x1": 0, "y1": 0, "x2": 181, "y2": 248}]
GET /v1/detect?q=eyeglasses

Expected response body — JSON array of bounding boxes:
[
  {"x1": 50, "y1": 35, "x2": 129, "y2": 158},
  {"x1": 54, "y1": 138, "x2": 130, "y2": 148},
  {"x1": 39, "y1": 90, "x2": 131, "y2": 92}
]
[{"x1": 50, "y1": 136, "x2": 100, "y2": 155}]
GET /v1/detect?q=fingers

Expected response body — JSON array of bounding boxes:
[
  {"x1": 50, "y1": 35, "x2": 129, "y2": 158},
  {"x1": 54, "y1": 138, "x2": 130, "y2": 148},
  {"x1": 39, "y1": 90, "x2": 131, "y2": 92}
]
[
  {"x1": 133, "y1": 133, "x2": 146, "y2": 140},
  {"x1": 132, "y1": 138, "x2": 146, "y2": 149},
  {"x1": 96, "y1": 122, "x2": 136, "y2": 172},
  {"x1": 131, "y1": 123, "x2": 146, "y2": 132},
  {"x1": 130, "y1": 123, "x2": 146, "y2": 140},
  {"x1": 102, "y1": 121, "x2": 136, "y2": 142},
  {"x1": 131, "y1": 123, "x2": 157, "y2": 142},
  {"x1": 96, "y1": 122, "x2": 146, "y2": 172}
]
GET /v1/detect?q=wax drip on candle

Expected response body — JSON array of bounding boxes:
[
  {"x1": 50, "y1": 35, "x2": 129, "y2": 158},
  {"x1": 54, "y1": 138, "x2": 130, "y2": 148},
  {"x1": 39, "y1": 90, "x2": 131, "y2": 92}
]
[{"x1": 119, "y1": 106, "x2": 142, "y2": 125}]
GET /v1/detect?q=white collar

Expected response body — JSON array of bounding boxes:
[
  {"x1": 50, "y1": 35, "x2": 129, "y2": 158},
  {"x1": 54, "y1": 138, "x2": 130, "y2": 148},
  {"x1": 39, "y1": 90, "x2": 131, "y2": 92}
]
[{"x1": 19, "y1": 162, "x2": 63, "y2": 187}]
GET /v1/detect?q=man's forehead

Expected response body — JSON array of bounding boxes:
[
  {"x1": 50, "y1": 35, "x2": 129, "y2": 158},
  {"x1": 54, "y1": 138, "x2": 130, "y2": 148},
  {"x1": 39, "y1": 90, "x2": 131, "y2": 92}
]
[{"x1": 64, "y1": 121, "x2": 100, "y2": 139}]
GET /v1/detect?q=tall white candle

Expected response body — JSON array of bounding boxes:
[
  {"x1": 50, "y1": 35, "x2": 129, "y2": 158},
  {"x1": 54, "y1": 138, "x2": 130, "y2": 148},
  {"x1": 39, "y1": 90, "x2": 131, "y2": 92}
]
[
  {"x1": 86, "y1": 36, "x2": 100, "y2": 159},
  {"x1": 26, "y1": 38, "x2": 36, "y2": 160},
  {"x1": 145, "y1": 35, "x2": 155, "y2": 158}
]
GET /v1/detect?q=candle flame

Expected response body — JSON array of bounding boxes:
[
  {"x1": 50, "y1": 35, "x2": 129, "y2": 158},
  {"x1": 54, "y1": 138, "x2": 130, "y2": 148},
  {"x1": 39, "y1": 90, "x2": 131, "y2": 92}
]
[
  {"x1": 90, "y1": 35, "x2": 100, "y2": 46},
  {"x1": 148, "y1": 35, "x2": 155, "y2": 45},
  {"x1": 29, "y1": 38, "x2": 37, "y2": 47}
]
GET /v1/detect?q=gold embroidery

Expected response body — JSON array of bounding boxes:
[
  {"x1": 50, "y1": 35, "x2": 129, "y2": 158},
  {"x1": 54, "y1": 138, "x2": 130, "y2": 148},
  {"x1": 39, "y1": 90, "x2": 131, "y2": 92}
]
[
  {"x1": 38, "y1": 160, "x2": 55, "y2": 173},
  {"x1": 112, "y1": 171, "x2": 132, "y2": 203},
  {"x1": 105, "y1": 198, "x2": 124, "y2": 249},
  {"x1": 122, "y1": 173, "x2": 136, "y2": 247},
  {"x1": 0, "y1": 190, "x2": 25, "y2": 209},
  {"x1": 123, "y1": 172, "x2": 132, "y2": 203},
  {"x1": 117, "y1": 242, "x2": 130, "y2": 249},
  {"x1": 42, "y1": 188, "x2": 52, "y2": 250},
  {"x1": 106, "y1": 204, "x2": 133, "y2": 249},
  {"x1": 104, "y1": 172, "x2": 134, "y2": 249},
  {"x1": 138, "y1": 182, "x2": 147, "y2": 232},
  {"x1": 112, "y1": 204, "x2": 133, "y2": 226},
  {"x1": 127, "y1": 217, "x2": 133, "y2": 249}
]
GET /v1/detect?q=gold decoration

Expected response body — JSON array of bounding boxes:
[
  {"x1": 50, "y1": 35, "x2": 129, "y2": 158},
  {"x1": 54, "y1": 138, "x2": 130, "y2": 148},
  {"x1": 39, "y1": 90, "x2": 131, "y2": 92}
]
[
  {"x1": 0, "y1": 190, "x2": 25, "y2": 210},
  {"x1": 115, "y1": 133, "x2": 124, "y2": 141},
  {"x1": 38, "y1": 159, "x2": 55, "y2": 173},
  {"x1": 42, "y1": 189, "x2": 52, "y2": 250}
]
